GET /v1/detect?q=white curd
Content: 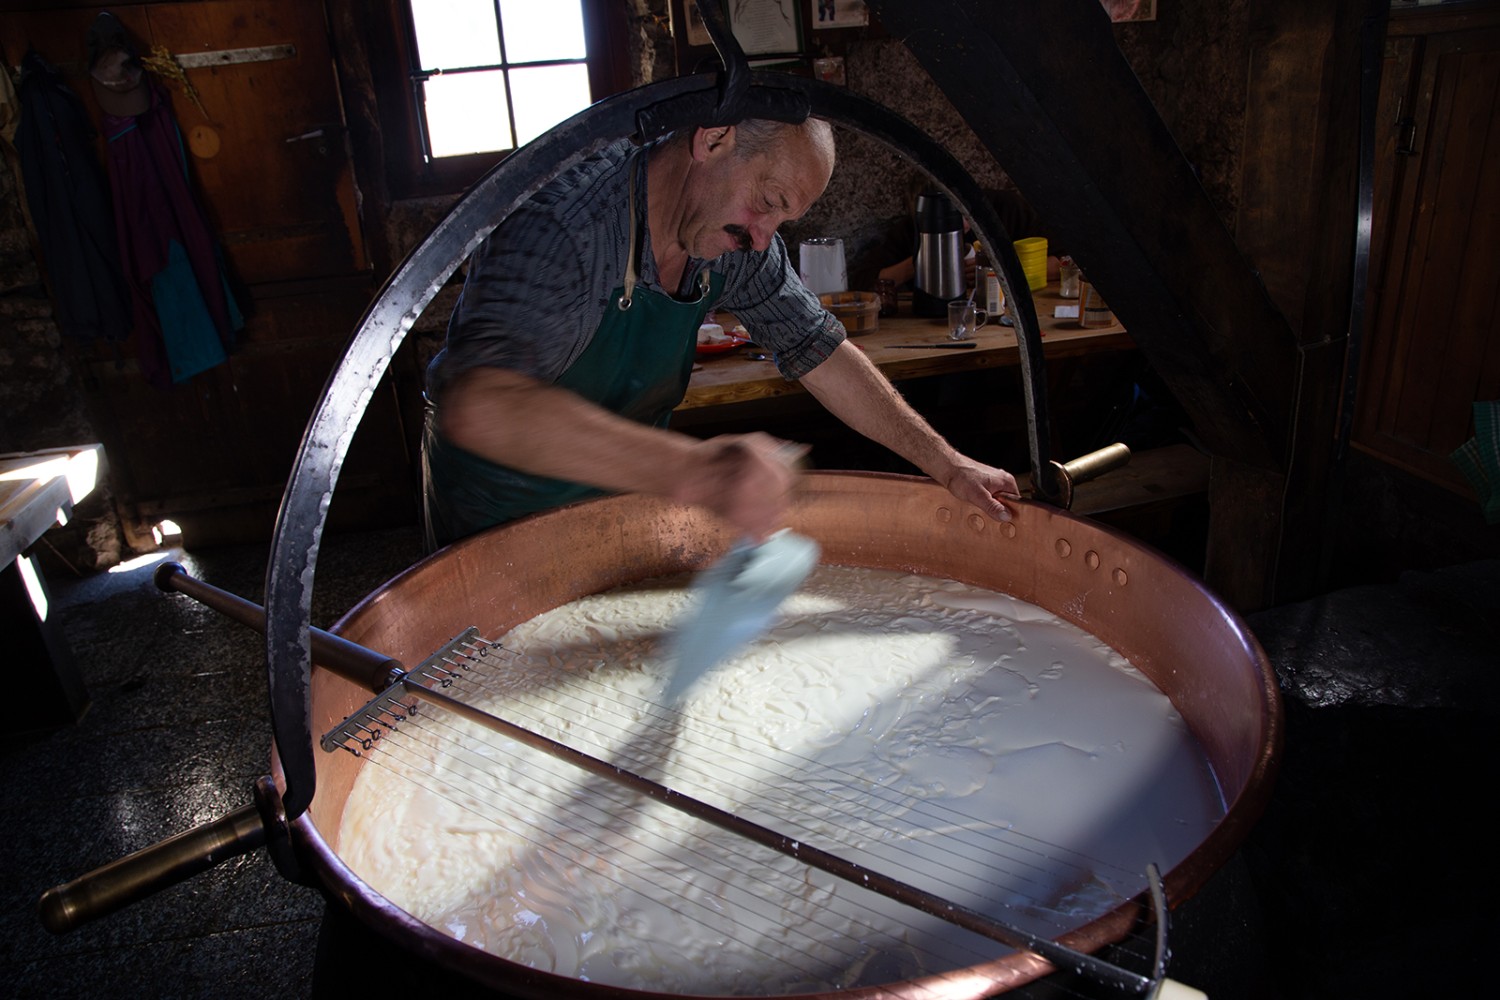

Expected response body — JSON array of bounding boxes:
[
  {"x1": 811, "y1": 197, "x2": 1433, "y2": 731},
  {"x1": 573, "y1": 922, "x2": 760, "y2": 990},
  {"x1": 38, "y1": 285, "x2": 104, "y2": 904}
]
[{"x1": 337, "y1": 566, "x2": 1223, "y2": 993}]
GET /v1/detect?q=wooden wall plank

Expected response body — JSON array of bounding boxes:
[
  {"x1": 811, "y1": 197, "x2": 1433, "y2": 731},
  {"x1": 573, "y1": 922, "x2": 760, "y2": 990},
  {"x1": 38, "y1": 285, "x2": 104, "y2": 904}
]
[
  {"x1": 1354, "y1": 19, "x2": 1500, "y2": 493},
  {"x1": 141, "y1": 0, "x2": 367, "y2": 283}
]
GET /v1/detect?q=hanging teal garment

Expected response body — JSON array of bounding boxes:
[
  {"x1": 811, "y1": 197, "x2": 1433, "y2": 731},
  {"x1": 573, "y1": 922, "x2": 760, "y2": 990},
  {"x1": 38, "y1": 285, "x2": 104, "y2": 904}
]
[
  {"x1": 151, "y1": 239, "x2": 238, "y2": 382},
  {"x1": 103, "y1": 82, "x2": 243, "y2": 387}
]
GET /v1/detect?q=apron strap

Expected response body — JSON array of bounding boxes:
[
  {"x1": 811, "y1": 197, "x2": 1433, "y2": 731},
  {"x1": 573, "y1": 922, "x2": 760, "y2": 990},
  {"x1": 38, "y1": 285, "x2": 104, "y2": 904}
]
[
  {"x1": 618, "y1": 158, "x2": 640, "y2": 311},
  {"x1": 618, "y1": 152, "x2": 712, "y2": 311}
]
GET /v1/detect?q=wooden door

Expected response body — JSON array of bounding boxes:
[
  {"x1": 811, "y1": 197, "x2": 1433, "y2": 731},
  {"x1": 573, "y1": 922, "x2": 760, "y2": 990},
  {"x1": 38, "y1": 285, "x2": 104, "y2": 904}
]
[
  {"x1": 1, "y1": 0, "x2": 412, "y2": 548},
  {"x1": 1353, "y1": 8, "x2": 1500, "y2": 494}
]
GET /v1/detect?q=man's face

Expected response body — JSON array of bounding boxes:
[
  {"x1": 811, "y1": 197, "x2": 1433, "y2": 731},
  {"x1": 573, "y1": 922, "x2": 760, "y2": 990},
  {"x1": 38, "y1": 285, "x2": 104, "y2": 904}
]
[{"x1": 679, "y1": 126, "x2": 833, "y2": 260}]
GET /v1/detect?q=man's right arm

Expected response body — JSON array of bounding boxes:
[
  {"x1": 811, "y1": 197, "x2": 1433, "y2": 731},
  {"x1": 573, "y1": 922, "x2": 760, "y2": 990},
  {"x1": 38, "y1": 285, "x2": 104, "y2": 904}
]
[{"x1": 439, "y1": 366, "x2": 799, "y2": 540}]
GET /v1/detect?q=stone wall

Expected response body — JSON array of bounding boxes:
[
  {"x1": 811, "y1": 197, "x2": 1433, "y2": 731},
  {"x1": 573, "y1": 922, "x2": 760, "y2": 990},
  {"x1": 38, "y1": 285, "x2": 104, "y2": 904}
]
[
  {"x1": 0, "y1": 145, "x2": 91, "y2": 451},
  {"x1": 1114, "y1": 0, "x2": 1250, "y2": 224},
  {"x1": 0, "y1": 106, "x2": 124, "y2": 570}
]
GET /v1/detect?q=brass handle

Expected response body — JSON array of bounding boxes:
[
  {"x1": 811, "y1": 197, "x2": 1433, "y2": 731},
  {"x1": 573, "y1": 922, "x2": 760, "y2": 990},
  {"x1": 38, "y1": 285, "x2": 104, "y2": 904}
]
[
  {"x1": 38, "y1": 778, "x2": 275, "y2": 934},
  {"x1": 1047, "y1": 442, "x2": 1132, "y2": 509}
]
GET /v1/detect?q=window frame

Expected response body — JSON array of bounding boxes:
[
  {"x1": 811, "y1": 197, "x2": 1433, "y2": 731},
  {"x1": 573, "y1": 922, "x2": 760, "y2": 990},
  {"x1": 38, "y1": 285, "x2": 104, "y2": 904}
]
[{"x1": 372, "y1": 0, "x2": 633, "y2": 199}]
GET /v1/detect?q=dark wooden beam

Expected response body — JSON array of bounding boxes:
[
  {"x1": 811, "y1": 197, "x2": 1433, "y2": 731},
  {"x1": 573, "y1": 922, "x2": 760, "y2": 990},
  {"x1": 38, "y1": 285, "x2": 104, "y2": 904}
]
[
  {"x1": 871, "y1": 0, "x2": 1300, "y2": 476},
  {"x1": 1234, "y1": 0, "x2": 1387, "y2": 605},
  {"x1": 871, "y1": 0, "x2": 1379, "y2": 609}
]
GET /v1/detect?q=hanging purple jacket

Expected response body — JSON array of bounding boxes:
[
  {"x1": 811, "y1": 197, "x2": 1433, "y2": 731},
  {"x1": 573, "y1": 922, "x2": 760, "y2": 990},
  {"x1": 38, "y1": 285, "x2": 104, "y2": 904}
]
[{"x1": 102, "y1": 80, "x2": 242, "y2": 385}]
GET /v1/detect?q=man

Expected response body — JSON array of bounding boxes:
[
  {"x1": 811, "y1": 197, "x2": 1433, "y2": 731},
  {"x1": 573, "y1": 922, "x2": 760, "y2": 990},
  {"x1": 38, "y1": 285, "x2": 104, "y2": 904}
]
[{"x1": 422, "y1": 116, "x2": 1018, "y2": 549}]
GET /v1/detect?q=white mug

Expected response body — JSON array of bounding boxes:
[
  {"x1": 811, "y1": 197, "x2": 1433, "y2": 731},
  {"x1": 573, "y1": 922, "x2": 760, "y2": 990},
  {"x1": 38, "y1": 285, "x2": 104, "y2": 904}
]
[{"x1": 799, "y1": 237, "x2": 847, "y2": 296}]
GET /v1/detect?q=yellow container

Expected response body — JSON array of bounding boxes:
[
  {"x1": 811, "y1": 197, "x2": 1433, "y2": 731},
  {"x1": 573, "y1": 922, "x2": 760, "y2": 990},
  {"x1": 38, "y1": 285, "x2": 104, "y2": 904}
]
[{"x1": 1013, "y1": 237, "x2": 1048, "y2": 291}]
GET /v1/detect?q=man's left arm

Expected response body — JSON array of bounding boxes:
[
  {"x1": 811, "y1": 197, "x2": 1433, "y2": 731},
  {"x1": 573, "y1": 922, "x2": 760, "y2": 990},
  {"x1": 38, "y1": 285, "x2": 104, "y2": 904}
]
[{"x1": 799, "y1": 341, "x2": 1019, "y2": 522}]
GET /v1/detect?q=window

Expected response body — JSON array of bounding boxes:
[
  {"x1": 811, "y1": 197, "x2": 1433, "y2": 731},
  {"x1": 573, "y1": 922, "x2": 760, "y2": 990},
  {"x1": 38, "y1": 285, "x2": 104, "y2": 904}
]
[
  {"x1": 375, "y1": 0, "x2": 632, "y2": 197},
  {"x1": 408, "y1": 0, "x2": 592, "y2": 158}
]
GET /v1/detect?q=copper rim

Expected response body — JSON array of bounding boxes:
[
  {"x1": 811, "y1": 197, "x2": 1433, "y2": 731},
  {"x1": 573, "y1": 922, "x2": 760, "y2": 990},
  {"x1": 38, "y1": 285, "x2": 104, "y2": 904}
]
[{"x1": 278, "y1": 471, "x2": 1280, "y2": 999}]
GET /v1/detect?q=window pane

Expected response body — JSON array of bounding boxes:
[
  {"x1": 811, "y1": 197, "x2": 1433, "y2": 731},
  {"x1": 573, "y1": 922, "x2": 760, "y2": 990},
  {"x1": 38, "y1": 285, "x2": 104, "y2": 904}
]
[
  {"x1": 409, "y1": 0, "x2": 500, "y2": 69},
  {"x1": 509, "y1": 64, "x2": 592, "y2": 147},
  {"x1": 424, "y1": 71, "x2": 512, "y2": 157},
  {"x1": 499, "y1": 0, "x2": 586, "y2": 63}
]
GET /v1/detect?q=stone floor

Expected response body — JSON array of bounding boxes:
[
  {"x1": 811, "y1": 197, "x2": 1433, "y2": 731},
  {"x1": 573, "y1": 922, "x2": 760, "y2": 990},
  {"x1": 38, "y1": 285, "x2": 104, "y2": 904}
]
[
  {"x1": 2, "y1": 523, "x2": 1495, "y2": 998},
  {"x1": 1, "y1": 525, "x2": 425, "y2": 1000}
]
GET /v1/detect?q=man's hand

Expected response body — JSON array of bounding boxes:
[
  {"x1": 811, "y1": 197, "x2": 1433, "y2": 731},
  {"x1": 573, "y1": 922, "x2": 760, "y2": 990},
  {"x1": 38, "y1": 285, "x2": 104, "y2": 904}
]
[
  {"x1": 800, "y1": 341, "x2": 1021, "y2": 523},
  {"x1": 671, "y1": 433, "x2": 802, "y2": 540},
  {"x1": 940, "y1": 458, "x2": 1020, "y2": 523}
]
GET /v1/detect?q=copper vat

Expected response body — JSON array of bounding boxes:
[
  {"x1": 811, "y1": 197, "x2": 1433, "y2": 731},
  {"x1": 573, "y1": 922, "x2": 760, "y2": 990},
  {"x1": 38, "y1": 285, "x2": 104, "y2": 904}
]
[{"x1": 283, "y1": 470, "x2": 1281, "y2": 999}]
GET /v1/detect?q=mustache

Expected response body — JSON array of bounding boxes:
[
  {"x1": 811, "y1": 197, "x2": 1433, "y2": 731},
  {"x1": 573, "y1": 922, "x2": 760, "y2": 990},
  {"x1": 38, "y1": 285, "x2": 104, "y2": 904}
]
[{"x1": 724, "y1": 224, "x2": 753, "y2": 252}]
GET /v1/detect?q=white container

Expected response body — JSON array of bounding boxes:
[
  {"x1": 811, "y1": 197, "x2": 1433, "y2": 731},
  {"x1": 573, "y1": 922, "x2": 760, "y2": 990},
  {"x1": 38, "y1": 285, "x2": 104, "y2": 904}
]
[{"x1": 798, "y1": 237, "x2": 847, "y2": 296}]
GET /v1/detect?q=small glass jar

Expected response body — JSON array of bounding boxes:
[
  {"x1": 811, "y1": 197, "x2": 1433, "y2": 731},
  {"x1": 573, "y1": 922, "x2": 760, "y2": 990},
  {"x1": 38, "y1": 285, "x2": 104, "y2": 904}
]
[
  {"x1": 1058, "y1": 257, "x2": 1081, "y2": 299},
  {"x1": 978, "y1": 266, "x2": 1004, "y2": 317},
  {"x1": 876, "y1": 278, "x2": 899, "y2": 318}
]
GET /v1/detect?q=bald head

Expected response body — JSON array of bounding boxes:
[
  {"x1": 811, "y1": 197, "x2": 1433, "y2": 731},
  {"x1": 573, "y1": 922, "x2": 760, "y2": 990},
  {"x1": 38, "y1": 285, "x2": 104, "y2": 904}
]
[
  {"x1": 665, "y1": 117, "x2": 836, "y2": 175},
  {"x1": 730, "y1": 117, "x2": 835, "y2": 168},
  {"x1": 653, "y1": 117, "x2": 836, "y2": 262}
]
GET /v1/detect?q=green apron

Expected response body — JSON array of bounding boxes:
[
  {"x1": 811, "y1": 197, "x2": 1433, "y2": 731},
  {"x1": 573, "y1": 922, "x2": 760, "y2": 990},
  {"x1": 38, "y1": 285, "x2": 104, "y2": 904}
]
[{"x1": 423, "y1": 167, "x2": 722, "y2": 549}]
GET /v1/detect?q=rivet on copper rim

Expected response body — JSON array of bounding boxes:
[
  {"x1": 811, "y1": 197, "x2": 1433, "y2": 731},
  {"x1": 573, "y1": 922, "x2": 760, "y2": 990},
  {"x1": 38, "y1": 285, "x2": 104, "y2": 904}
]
[
  {"x1": 1001, "y1": 521, "x2": 1017, "y2": 538},
  {"x1": 1113, "y1": 567, "x2": 1129, "y2": 586},
  {"x1": 967, "y1": 513, "x2": 986, "y2": 532},
  {"x1": 936, "y1": 506, "x2": 953, "y2": 523},
  {"x1": 1054, "y1": 538, "x2": 1072, "y2": 558},
  {"x1": 1085, "y1": 550, "x2": 1100, "y2": 570}
]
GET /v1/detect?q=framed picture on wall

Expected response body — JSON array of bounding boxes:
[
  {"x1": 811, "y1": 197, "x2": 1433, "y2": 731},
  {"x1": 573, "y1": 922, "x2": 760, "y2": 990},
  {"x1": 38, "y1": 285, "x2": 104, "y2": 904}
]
[
  {"x1": 809, "y1": 1, "x2": 870, "y2": 30},
  {"x1": 728, "y1": 0, "x2": 803, "y2": 56}
]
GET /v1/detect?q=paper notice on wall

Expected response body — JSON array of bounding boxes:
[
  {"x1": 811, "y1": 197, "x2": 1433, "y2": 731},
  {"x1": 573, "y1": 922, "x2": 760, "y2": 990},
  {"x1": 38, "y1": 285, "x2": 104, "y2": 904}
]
[{"x1": 729, "y1": 0, "x2": 800, "y2": 55}]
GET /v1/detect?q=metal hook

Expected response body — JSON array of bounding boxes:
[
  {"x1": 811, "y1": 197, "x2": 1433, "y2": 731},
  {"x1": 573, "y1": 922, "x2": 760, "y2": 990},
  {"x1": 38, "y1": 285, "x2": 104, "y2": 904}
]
[
  {"x1": 632, "y1": 4, "x2": 808, "y2": 143},
  {"x1": 694, "y1": 0, "x2": 750, "y2": 125}
]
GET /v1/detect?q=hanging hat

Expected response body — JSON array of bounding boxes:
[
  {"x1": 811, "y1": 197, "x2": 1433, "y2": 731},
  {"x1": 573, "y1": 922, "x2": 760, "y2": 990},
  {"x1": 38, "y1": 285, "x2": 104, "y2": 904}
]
[{"x1": 87, "y1": 11, "x2": 150, "y2": 118}]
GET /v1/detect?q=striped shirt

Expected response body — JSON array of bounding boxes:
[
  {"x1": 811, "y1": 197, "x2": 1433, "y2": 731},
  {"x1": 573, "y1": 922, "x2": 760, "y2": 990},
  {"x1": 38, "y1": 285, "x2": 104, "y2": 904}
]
[{"x1": 427, "y1": 138, "x2": 845, "y2": 400}]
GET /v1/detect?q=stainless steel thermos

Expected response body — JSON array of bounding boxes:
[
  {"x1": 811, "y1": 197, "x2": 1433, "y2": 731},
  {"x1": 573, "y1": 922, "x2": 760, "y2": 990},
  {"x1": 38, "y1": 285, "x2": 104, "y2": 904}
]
[{"x1": 913, "y1": 189, "x2": 965, "y2": 318}]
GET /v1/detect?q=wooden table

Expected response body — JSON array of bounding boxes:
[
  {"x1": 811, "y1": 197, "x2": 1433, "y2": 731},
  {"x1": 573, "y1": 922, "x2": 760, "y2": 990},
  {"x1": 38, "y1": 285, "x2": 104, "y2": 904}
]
[
  {"x1": 680, "y1": 284, "x2": 1132, "y2": 411},
  {"x1": 677, "y1": 287, "x2": 1210, "y2": 552}
]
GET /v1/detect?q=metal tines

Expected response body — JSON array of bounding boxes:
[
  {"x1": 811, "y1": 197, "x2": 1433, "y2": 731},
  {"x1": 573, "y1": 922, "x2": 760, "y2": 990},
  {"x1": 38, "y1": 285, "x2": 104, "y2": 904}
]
[{"x1": 320, "y1": 627, "x2": 492, "y2": 755}]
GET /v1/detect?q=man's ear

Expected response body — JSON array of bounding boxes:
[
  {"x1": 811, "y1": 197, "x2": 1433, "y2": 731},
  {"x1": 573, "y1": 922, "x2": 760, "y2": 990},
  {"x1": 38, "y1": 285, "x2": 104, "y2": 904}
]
[{"x1": 693, "y1": 125, "x2": 735, "y2": 161}]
